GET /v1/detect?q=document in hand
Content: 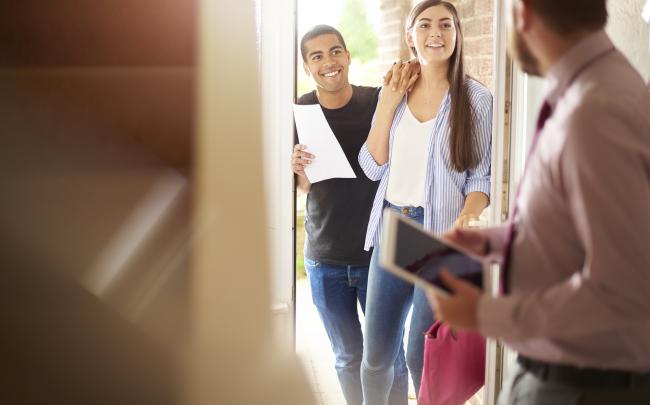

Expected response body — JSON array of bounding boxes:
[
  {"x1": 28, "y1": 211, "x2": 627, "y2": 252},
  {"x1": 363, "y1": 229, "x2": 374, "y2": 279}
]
[{"x1": 293, "y1": 104, "x2": 356, "y2": 183}]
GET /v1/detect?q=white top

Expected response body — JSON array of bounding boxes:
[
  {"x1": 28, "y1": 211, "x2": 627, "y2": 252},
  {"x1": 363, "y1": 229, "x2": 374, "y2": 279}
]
[{"x1": 385, "y1": 105, "x2": 435, "y2": 207}]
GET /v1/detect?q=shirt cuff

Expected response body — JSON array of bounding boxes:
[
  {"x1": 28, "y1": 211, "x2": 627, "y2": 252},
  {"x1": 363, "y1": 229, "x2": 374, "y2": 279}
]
[
  {"x1": 358, "y1": 142, "x2": 386, "y2": 181},
  {"x1": 465, "y1": 180, "x2": 491, "y2": 197},
  {"x1": 483, "y1": 224, "x2": 509, "y2": 264},
  {"x1": 477, "y1": 294, "x2": 520, "y2": 340}
]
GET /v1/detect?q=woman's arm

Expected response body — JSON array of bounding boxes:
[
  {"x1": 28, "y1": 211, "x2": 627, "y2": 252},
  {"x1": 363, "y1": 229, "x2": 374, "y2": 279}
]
[
  {"x1": 456, "y1": 86, "x2": 493, "y2": 228},
  {"x1": 365, "y1": 62, "x2": 419, "y2": 165},
  {"x1": 454, "y1": 191, "x2": 489, "y2": 228}
]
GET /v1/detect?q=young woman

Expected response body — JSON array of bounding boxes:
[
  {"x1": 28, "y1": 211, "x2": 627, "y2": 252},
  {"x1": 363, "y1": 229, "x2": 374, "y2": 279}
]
[{"x1": 358, "y1": 1, "x2": 492, "y2": 403}]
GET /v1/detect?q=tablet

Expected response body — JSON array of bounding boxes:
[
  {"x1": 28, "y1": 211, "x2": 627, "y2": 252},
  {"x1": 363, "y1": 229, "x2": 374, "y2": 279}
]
[{"x1": 380, "y1": 208, "x2": 484, "y2": 297}]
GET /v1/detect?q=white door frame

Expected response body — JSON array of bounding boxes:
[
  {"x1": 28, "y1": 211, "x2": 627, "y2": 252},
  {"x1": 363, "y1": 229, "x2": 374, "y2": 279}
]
[
  {"x1": 483, "y1": 1, "x2": 511, "y2": 403},
  {"x1": 259, "y1": 0, "x2": 298, "y2": 350},
  {"x1": 484, "y1": 2, "x2": 546, "y2": 402}
]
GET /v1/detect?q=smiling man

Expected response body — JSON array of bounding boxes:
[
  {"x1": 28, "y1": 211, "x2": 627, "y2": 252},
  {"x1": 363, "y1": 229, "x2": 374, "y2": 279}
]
[{"x1": 291, "y1": 25, "x2": 415, "y2": 405}]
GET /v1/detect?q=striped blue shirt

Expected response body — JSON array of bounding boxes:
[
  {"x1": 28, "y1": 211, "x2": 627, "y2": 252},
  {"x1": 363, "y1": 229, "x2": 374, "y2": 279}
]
[{"x1": 359, "y1": 78, "x2": 493, "y2": 250}]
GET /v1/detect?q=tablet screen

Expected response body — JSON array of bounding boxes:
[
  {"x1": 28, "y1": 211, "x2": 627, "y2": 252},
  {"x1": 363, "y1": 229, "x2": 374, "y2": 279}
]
[{"x1": 394, "y1": 219, "x2": 483, "y2": 292}]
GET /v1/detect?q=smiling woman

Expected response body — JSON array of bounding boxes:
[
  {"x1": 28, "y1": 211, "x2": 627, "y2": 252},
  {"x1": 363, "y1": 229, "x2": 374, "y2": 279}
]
[{"x1": 358, "y1": 1, "x2": 492, "y2": 401}]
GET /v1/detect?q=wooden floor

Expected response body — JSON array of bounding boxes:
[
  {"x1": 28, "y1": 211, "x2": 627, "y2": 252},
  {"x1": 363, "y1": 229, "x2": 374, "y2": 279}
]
[{"x1": 296, "y1": 278, "x2": 483, "y2": 405}]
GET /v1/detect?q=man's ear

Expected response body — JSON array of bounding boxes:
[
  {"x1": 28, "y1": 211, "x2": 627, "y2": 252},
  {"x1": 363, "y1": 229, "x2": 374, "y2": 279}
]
[
  {"x1": 302, "y1": 61, "x2": 311, "y2": 76},
  {"x1": 514, "y1": 0, "x2": 531, "y2": 32},
  {"x1": 346, "y1": 50, "x2": 351, "y2": 65}
]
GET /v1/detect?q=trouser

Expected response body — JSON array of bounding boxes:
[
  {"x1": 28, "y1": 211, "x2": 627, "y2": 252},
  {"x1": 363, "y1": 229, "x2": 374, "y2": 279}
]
[
  {"x1": 360, "y1": 204, "x2": 434, "y2": 405},
  {"x1": 499, "y1": 360, "x2": 650, "y2": 405},
  {"x1": 305, "y1": 258, "x2": 407, "y2": 405}
]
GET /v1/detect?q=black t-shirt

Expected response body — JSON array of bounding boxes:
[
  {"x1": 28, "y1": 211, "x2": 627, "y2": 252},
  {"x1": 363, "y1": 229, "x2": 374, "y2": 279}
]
[{"x1": 298, "y1": 85, "x2": 380, "y2": 266}]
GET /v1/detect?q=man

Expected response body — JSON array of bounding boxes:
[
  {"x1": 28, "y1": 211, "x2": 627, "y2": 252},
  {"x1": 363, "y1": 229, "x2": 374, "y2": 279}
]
[
  {"x1": 427, "y1": 0, "x2": 650, "y2": 403},
  {"x1": 292, "y1": 25, "x2": 415, "y2": 405},
  {"x1": 645, "y1": 0, "x2": 650, "y2": 88}
]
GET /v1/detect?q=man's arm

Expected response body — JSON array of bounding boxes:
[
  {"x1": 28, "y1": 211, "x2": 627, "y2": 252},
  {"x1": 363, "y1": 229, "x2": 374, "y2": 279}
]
[
  {"x1": 443, "y1": 224, "x2": 509, "y2": 264},
  {"x1": 296, "y1": 174, "x2": 311, "y2": 194},
  {"x1": 477, "y1": 102, "x2": 650, "y2": 341}
]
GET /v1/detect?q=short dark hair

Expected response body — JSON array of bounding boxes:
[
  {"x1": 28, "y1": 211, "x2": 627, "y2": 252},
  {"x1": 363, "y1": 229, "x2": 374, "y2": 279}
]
[
  {"x1": 300, "y1": 25, "x2": 347, "y2": 62},
  {"x1": 527, "y1": 0, "x2": 608, "y2": 34}
]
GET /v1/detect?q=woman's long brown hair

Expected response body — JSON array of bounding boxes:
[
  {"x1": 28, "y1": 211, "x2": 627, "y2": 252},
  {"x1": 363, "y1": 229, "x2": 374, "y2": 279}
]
[{"x1": 405, "y1": 0, "x2": 479, "y2": 172}]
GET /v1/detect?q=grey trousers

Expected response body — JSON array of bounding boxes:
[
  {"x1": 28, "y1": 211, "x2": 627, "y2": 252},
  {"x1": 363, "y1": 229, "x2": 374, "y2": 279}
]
[{"x1": 499, "y1": 363, "x2": 650, "y2": 405}]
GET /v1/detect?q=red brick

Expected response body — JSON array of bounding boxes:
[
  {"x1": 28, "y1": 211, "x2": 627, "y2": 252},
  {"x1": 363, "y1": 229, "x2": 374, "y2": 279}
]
[
  {"x1": 464, "y1": 35, "x2": 493, "y2": 57},
  {"x1": 475, "y1": 0, "x2": 493, "y2": 15},
  {"x1": 463, "y1": 15, "x2": 493, "y2": 37}
]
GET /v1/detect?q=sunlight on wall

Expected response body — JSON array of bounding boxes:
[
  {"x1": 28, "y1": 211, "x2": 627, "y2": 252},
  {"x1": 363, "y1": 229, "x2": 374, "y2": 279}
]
[{"x1": 297, "y1": 0, "x2": 383, "y2": 94}]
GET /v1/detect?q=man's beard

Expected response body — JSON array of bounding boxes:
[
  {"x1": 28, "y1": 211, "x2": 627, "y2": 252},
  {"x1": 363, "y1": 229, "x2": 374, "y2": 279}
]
[{"x1": 509, "y1": 11, "x2": 542, "y2": 76}]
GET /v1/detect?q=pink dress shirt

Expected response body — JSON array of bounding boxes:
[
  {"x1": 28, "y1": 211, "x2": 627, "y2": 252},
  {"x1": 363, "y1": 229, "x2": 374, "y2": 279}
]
[{"x1": 478, "y1": 31, "x2": 650, "y2": 371}]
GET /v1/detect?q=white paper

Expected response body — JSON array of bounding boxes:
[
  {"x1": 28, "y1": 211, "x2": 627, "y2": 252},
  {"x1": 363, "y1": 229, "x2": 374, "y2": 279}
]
[{"x1": 293, "y1": 104, "x2": 356, "y2": 183}]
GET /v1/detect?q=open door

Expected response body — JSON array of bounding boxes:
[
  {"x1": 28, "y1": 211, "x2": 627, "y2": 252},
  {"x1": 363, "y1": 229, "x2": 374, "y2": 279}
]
[{"x1": 258, "y1": 0, "x2": 299, "y2": 351}]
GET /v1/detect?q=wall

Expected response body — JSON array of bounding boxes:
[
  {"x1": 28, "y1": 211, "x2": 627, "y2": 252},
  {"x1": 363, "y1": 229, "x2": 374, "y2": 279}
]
[
  {"x1": 379, "y1": 0, "x2": 413, "y2": 71},
  {"x1": 607, "y1": 0, "x2": 650, "y2": 82},
  {"x1": 378, "y1": 0, "x2": 495, "y2": 90},
  {"x1": 449, "y1": 0, "x2": 495, "y2": 92}
]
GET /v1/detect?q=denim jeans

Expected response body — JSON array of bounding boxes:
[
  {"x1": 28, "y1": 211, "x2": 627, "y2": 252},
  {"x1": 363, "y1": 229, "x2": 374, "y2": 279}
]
[
  {"x1": 305, "y1": 258, "x2": 408, "y2": 405},
  {"x1": 361, "y1": 203, "x2": 434, "y2": 405}
]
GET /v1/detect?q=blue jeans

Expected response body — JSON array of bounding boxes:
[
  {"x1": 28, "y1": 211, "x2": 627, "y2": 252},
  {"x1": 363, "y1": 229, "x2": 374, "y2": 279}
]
[
  {"x1": 361, "y1": 204, "x2": 435, "y2": 405},
  {"x1": 305, "y1": 258, "x2": 408, "y2": 405}
]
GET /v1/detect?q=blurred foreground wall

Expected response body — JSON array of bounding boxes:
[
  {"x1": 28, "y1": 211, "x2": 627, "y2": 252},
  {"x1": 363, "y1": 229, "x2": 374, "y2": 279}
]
[{"x1": 0, "y1": 0, "x2": 313, "y2": 403}]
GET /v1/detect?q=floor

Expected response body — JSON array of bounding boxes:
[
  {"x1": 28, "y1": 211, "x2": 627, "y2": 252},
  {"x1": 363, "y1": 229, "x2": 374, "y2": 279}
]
[
  {"x1": 295, "y1": 278, "x2": 417, "y2": 405},
  {"x1": 295, "y1": 278, "x2": 484, "y2": 405}
]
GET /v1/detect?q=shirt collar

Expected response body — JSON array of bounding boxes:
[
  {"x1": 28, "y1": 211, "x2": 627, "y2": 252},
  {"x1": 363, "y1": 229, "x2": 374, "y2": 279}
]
[{"x1": 545, "y1": 30, "x2": 614, "y2": 109}]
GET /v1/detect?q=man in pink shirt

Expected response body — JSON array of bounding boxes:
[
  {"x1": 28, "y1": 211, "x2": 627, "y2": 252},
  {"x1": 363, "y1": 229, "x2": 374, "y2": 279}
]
[
  {"x1": 428, "y1": 0, "x2": 650, "y2": 403},
  {"x1": 645, "y1": 0, "x2": 650, "y2": 88}
]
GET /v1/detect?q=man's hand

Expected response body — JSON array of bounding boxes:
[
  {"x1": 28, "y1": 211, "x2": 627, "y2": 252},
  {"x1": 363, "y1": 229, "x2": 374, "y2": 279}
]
[
  {"x1": 292, "y1": 144, "x2": 314, "y2": 178},
  {"x1": 443, "y1": 227, "x2": 489, "y2": 258},
  {"x1": 426, "y1": 270, "x2": 481, "y2": 331},
  {"x1": 383, "y1": 58, "x2": 420, "y2": 92},
  {"x1": 378, "y1": 61, "x2": 420, "y2": 111}
]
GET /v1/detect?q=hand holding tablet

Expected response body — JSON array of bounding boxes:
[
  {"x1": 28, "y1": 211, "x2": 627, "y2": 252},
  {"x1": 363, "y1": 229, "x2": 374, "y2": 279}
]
[{"x1": 380, "y1": 209, "x2": 486, "y2": 297}]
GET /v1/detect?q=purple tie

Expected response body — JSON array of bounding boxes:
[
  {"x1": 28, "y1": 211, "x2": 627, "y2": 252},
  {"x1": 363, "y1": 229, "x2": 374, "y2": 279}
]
[{"x1": 501, "y1": 101, "x2": 552, "y2": 293}]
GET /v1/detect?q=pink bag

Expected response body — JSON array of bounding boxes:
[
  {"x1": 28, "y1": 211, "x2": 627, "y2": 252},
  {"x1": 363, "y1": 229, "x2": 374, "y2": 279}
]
[{"x1": 418, "y1": 320, "x2": 486, "y2": 405}]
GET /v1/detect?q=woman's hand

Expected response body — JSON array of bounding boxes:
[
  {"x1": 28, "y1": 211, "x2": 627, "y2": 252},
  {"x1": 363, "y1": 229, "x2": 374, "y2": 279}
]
[
  {"x1": 454, "y1": 212, "x2": 479, "y2": 229},
  {"x1": 454, "y1": 192, "x2": 489, "y2": 228},
  {"x1": 442, "y1": 227, "x2": 489, "y2": 259}
]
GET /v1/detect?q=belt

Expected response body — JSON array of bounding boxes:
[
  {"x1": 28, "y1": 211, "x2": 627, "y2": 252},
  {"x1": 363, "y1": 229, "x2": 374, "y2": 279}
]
[{"x1": 517, "y1": 355, "x2": 650, "y2": 389}]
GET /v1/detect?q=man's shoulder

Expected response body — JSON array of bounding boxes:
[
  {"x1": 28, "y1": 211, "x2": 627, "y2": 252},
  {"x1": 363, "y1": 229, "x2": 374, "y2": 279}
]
[
  {"x1": 558, "y1": 59, "x2": 650, "y2": 159},
  {"x1": 568, "y1": 52, "x2": 650, "y2": 127},
  {"x1": 352, "y1": 85, "x2": 381, "y2": 103},
  {"x1": 297, "y1": 90, "x2": 318, "y2": 105}
]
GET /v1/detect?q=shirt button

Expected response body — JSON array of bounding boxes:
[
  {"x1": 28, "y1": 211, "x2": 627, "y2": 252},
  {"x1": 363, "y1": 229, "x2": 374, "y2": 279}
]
[{"x1": 402, "y1": 207, "x2": 409, "y2": 215}]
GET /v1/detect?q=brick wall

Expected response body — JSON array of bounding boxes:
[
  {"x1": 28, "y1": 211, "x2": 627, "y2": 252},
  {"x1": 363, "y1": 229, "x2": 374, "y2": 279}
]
[
  {"x1": 449, "y1": 0, "x2": 494, "y2": 92},
  {"x1": 378, "y1": 0, "x2": 494, "y2": 92},
  {"x1": 378, "y1": 0, "x2": 412, "y2": 73}
]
